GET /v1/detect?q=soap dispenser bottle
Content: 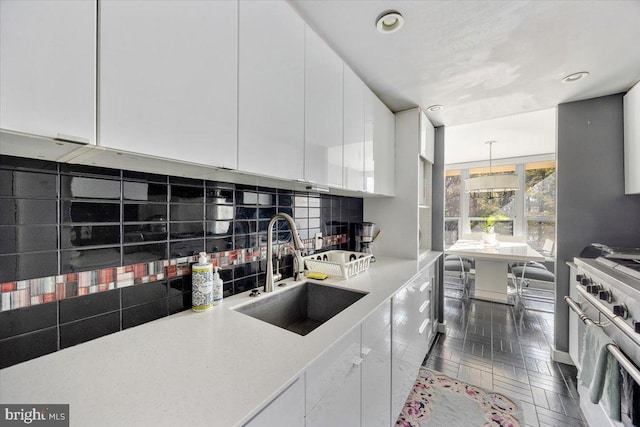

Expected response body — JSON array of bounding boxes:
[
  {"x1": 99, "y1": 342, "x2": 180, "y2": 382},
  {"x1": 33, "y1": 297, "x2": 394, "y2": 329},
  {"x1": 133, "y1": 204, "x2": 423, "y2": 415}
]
[
  {"x1": 212, "y1": 266, "x2": 223, "y2": 304},
  {"x1": 192, "y1": 252, "x2": 213, "y2": 312}
]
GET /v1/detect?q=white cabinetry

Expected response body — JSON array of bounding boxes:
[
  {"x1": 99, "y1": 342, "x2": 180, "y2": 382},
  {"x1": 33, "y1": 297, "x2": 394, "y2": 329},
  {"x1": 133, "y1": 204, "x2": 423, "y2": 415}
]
[
  {"x1": 343, "y1": 66, "x2": 365, "y2": 192},
  {"x1": 244, "y1": 378, "x2": 304, "y2": 427},
  {"x1": 365, "y1": 89, "x2": 395, "y2": 196},
  {"x1": 305, "y1": 326, "x2": 361, "y2": 427},
  {"x1": 361, "y1": 300, "x2": 392, "y2": 427},
  {"x1": 420, "y1": 110, "x2": 435, "y2": 163},
  {"x1": 391, "y1": 267, "x2": 435, "y2": 421},
  {"x1": 304, "y1": 26, "x2": 343, "y2": 188},
  {"x1": 624, "y1": 82, "x2": 640, "y2": 194},
  {"x1": 0, "y1": 0, "x2": 95, "y2": 144},
  {"x1": 238, "y1": 0, "x2": 305, "y2": 180},
  {"x1": 99, "y1": 0, "x2": 237, "y2": 169},
  {"x1": 364, "y1": 108, "x2": 435, "y2": 259}
]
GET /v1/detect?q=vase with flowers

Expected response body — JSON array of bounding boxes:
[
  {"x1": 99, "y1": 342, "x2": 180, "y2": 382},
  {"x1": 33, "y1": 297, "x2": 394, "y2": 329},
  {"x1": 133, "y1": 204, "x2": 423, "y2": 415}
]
[{"x1": 481, "y1": 214, "x2": 507, "y2": 245}]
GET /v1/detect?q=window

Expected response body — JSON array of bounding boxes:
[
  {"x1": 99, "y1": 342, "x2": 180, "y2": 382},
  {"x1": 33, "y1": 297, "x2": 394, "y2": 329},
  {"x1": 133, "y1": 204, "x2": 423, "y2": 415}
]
[
  {"x1": 525, "y1": 161, "x2": 556, "y2": 251},
  {"x1": 444, "y1": 171, "x2": 460, "y2": 245},
  {"x1": 444, "y1": 159, "x2": 556, "y2": 252},
  {"x1": 468, "y1": 164, "x2": 516, "y2": 235}
]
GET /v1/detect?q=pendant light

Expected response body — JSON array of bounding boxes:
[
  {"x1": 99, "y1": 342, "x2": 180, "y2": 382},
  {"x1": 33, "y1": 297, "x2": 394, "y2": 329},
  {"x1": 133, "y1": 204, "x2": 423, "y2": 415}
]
[{"x1": 465, "y1": 141, "x2": 519, "y2": 199}]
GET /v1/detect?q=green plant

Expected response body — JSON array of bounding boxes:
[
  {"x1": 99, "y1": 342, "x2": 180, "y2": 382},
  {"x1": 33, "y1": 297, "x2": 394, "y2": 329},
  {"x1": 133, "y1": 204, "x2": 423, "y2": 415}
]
[{"x1": 482, "y1": 214, "x2": 508, "y2": 233}]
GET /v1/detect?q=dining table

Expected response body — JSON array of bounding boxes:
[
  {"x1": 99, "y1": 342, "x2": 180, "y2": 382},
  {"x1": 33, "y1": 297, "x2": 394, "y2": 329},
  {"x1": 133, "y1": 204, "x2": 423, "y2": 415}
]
[{"x1": 446, "y1": 239, "x2": 545, "y2": 304}]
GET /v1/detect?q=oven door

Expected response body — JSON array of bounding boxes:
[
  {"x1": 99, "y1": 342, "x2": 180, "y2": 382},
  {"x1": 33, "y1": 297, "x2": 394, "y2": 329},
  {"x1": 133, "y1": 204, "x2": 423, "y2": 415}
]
[{"x1": 577, "y1": 293, "x2": 630, "y2": 427}]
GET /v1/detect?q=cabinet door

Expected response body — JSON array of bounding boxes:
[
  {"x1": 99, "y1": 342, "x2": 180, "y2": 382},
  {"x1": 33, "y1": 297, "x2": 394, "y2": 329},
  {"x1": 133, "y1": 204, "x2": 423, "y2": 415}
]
[
  {"x1": 304, "y1": 26, "x2": 343, "y2": 188},
  {"x1": 362, "y1": 300, "x2": 392, "y2": 427},
  {"x1": 365, "y1": 92, "x2": 395, "y2": 195},
  {"x1": 391, "y1": 270, "x2": 430, "y2": 420},
  {"x1": 99, "y1": 0, "x2": 237, "y2": 168},
  {"x1": 343, "y1": 66, "x2": 365, "y2": 192},
  {"x1": 244, "y1": 378, "x2": 304, "y2": 427},
  {"x1": 0, "y1": 0, "x2": 95, "y2": 144},
  {"x1": 624, "y1": 82, "x2": 640, "y2": 194},
  {"x1": 238, "y1": 0, "x2": 304, "y2": 180},
  {"x1": 420, "y1": 111, "x2": 435, "y2": 163},
  {"x1": 305, "y1": 326, "x2": 361, "y2": 427}
]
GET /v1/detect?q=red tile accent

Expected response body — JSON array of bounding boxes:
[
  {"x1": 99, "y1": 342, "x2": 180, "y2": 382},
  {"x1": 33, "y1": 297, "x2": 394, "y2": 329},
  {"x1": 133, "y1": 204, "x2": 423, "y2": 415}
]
[
  {"x1": 43, "y1": 293, "x2": 56, "y2": 303},
  {"x1": 133, "y1": 263, "x2": 147, "y2": 278},
  {"x1": 166, "y1": 265, "x2": 177, "y2": 278},
  {"x1": 1, "y1": 282, "x2": 16, "y2": 292}
]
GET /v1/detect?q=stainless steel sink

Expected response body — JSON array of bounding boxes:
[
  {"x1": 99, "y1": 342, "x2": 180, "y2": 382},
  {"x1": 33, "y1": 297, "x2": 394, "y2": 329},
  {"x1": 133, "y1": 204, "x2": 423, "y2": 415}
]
[{"x1": 233, "y1": 282, "x2": 367, "y2": 336}]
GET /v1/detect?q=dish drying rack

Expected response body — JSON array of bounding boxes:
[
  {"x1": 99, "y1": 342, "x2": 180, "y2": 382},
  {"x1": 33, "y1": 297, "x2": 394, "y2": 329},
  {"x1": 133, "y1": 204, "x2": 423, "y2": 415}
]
[{"x1": 303, "y1": 250, "x2": 372, "y2": 280}]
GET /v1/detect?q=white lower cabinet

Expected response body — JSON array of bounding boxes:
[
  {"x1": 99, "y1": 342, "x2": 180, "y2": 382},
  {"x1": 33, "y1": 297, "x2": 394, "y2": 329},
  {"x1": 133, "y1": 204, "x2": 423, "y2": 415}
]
[
  {"x1": 391, "y1": 268, "x2": 432, "y2": 421},
  {"x1": 306, "y1": 325, "x2": 361, "y2": 426},
  {"x1": 249, "y1": 260, "x2": 438, "y2": 427},
  {"x1": 243, "y1": 377, "x2": 304, "y2": 427},
  {"x1": 362, "y1": 300, "x2": 392, "y2": 427}
]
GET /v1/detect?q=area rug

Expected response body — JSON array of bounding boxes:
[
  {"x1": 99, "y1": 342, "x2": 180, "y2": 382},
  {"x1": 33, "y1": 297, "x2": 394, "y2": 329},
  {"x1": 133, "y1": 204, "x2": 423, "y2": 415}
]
[{"x1": 396, "y1": 368, "x2": 524, "y2": 427}]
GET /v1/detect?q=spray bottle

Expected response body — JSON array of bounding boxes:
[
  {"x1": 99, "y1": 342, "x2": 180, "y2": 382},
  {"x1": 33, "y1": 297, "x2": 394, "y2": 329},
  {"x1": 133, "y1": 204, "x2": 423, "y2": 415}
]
[
  {"x1": 192, "y1": 252, "x2": 213, "y2": 312},
  {"x1": 212, "y1": 266, "x2": 223, "y2": 304}
]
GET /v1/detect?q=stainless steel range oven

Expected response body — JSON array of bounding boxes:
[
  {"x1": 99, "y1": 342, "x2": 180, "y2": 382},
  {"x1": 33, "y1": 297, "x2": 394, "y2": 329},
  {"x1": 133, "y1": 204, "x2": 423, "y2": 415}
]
[{"x1": 567, "y1": 256, "x2": 640, "y2": 427}]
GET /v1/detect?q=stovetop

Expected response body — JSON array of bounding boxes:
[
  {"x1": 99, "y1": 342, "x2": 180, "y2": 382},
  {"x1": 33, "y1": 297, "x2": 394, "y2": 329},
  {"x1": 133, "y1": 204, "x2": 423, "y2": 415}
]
[{"x1": 596, "y1": 256, "x2": 640, "y2": 281}]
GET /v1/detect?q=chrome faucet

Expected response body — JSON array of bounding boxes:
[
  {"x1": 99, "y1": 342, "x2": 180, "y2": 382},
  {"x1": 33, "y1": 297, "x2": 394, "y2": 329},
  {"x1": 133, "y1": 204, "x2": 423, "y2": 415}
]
[{"x1": 265, "y1": 213, "x2": 305, "y2": 292}]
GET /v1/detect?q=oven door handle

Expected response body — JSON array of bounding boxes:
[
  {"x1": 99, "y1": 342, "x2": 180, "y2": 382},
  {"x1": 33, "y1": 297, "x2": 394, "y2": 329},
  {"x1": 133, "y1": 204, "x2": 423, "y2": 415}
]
[{"x1": 565, "y1": 295, "x2": 640, "y2": 385}]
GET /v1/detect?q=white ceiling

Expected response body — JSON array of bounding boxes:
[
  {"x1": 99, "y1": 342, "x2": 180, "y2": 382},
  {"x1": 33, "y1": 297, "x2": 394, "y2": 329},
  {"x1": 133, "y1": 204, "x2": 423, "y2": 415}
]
[
  {"x1": 444, "y1": 108, "x2": 556, "y2": 164},
  {"x1": 289, "y1": 0, "x2": 640, "y2": 129}
]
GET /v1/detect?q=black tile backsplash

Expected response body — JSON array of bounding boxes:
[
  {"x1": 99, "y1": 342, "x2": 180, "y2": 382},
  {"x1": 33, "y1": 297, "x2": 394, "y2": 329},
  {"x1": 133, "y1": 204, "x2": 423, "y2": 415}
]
[
  {"x1": 0, "y1": 154, "x2": 363, "y2": 368},
  {"x1": 0, "y1": 251, "x2": 58, "y2": 283},
  {"x1": 0, "y1": 225, "x2": 58, "y2": 254},
  {"x1": 60, "y1": 225, "x2": 120, "y2": 248},
  {"x1": 123, "y1": 203, "x2": 168, "y2": 222},
  {"x1": 60, "y1": 247, "x2": 122, "y2": 273},
  {"x1": 0, "y1": 327, "x2": 58, "y2": 369},
  {"x1": 122, "y1": 299, "x2": 168, "y2": 330},
  {"x1": 60, "y1": 311, "x2": 121, "y2": 349},
  {"x1": 61, "y1": 201, "x2": 120, "y2": 223},
  {"x1": 61, "y1": 175, "x2": 121, "y2": 200},
  {"x1": 0, "y1": 199, "x2": 57, "y2": 225},
  {"x1": 59, "y1": 289, "x2": 121, "y2": 323},
  {"x1": 122, "y1": 280, "x2": 167, "y2": 308},
  {"x1": 0, "y1": 303, "x2": 58, "y2": 340},
  {"x1": 0, "y1": 170, "x2": 57, "y2": 198}
]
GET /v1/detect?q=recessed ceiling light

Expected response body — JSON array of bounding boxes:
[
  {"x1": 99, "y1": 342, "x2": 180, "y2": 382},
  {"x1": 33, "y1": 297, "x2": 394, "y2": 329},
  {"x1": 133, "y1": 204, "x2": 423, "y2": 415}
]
[
  {"x1": 562, "y1": 71, "x2": 589, "y2": 83},
  {"x1": 376, "y1": 11, "x2": 404, "y2": 34},
  {"x1": 427, "y1": 105, "x2": 443, "y2": 112}
]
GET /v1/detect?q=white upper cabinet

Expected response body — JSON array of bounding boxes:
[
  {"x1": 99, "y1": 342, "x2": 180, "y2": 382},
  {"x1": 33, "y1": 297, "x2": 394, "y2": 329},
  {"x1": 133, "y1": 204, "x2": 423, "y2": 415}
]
[
  {"x1": 0, "y1": 0, "x2": 96, "y2": 144},
  {"x1": 365, "y1": 89, "x2": 395, "y2": 195},
  {"x1": 99, "y1": 0, "x2": 237, "y2": 169},
  {"x1": 238, "y1": 0, "x2": 305, "y2": 180},
  {"x1": 625, "y1": 82, "x2": 640, "y2": 194},
  {"x1": 343, "y1": 66, "x2": 365, "y2": 192},
  {"x1": 304, "y1": 26, "x2": 344, "y2": 188},
  {"x1": 420, "y1": 110, "x2": 435, "y2": 163}
]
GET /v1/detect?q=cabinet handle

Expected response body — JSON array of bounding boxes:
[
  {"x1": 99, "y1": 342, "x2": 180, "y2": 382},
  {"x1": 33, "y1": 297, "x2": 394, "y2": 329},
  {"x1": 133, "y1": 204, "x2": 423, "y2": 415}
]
[
  {"x1": 419, "y1": 300, "x2": 429, "y2": 313},
  {"x1": 419, "y1": 319, "x2": 429, "y2": 334},
  {"x1": 361, "y1": 347, "x2": 371, "y2": 357},
  {"x1": 419, "y1": 281, "x2": 430, "y2": 292},
  {"x1": 55, "y1": 133, "x2": 90, "y2": 144},
  {"x1": 352, "y1": 357, "x2": 364, "y2": 367}
]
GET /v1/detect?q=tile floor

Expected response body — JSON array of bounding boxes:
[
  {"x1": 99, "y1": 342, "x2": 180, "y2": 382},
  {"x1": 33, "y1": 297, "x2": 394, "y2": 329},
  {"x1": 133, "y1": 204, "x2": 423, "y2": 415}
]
[{"x1": 423, "y1": 293, "x2": 588, "y2": 427}]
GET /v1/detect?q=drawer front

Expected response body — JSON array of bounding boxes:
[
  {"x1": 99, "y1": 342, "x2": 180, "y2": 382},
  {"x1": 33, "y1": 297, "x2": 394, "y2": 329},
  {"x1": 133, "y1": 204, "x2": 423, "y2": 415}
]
[{"x1": 305, "y1": 326, "x2": 361, "y2": 414}]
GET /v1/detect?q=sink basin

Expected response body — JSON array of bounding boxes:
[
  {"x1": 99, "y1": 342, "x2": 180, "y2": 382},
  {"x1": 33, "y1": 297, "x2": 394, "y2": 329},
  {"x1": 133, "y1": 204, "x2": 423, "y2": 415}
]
[{"x1": 233, "y1": 282, "x2": 367, "y2": 336}]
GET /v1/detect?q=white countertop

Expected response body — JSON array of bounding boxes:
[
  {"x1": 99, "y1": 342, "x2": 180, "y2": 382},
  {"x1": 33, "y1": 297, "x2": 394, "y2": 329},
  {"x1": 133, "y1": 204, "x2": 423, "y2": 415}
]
[
  {"x1": 447, "y1": 239, "x2": 545, "y2": 262},
  {"x1": 0, "y1": 253, "x2": 441, "y2": 427}
]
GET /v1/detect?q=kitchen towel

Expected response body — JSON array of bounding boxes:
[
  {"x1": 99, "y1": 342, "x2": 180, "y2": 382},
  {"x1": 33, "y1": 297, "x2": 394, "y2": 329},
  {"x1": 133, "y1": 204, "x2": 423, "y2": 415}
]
[
  {"x1": 621, "y1": 367, "x2": 640, "y2": 426},
  {"x1": 579, "y1": 323, "x2": 621, "y2": 421}
]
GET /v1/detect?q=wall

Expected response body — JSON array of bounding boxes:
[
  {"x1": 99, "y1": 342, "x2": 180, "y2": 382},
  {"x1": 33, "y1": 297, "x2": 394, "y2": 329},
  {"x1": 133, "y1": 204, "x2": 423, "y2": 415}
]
[
  {"x1": 0, "y1": 155, "x2": 362, "y2": 368},
  {"x1": 432, "y1": 126, "x2": 445, "y2": 324},
  {"x1": 556, "y1": 93, "x2": 640, "y2": 353}
]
